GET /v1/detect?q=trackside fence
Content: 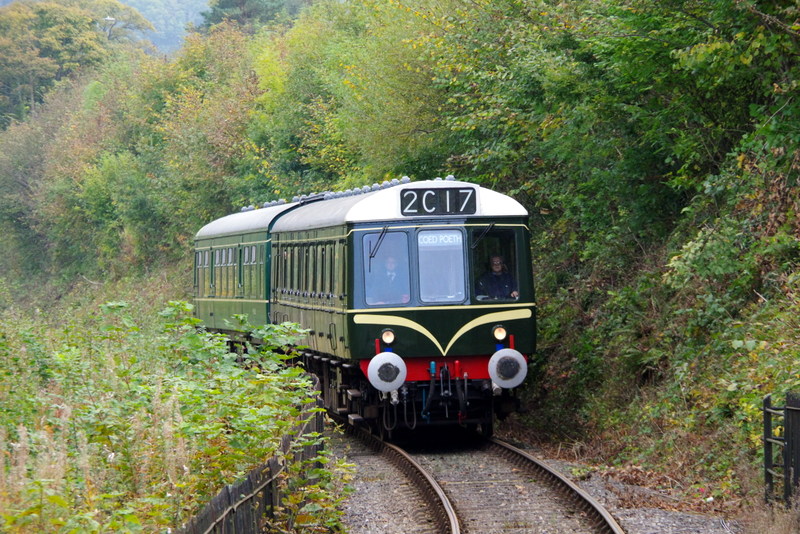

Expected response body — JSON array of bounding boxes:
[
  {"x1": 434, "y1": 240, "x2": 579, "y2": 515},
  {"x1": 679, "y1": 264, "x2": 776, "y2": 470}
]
[
  {"x1": 180, "y1": 375, "x2": 324, "y2": 534},
  {"x1": 763, "y1": 393, "x2": 800, "y2": 505}
]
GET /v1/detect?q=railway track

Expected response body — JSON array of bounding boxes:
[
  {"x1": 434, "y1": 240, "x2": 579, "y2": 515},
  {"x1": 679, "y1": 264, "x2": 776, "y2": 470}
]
[
  {"x1": 334, "y1": 425, "x2": 625, "y2": 534},
  {"x1": 332, "y1": 425, "x2": 459, "y2": 534},
  {"x1": 486, "y1": 437, "x2": 626, "y2": 534}
]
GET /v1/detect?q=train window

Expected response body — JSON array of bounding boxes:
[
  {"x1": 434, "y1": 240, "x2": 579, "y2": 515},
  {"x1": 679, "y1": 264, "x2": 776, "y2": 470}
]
[
  {"x1": 284, "y1": 247, "x2": 294, "y2": 289},
  {"x1": 301, "y1": 246, "x2": 308, "y2": 292},
  {"x1": 417, "y1": 229, "x2": 466, "y2": 303},
  {"x1": 471, "y1": 227, "x2": 519, "y2": 301},
  {"x1": 321, "y1": 246, "x2": 327, "y2": 295},
  {"x1": 309, "y1": 245, "x2": 316, "y2": 294},
  {"x1": 298, "y1": 245, "x2": 305, "y2": 292},
  {"x1": 285, "y1": 247, "x2": 291, "y2": 290},
  {"x1": 283, "y1": 247, "x2": 289, "y2": 289},
  {"x1": 238, "y1": 246, "x2": 244, "y2": 284},
  {"x1": 331, "y1": 243, "x2": 339, "y2": 297},
  {"x1": 289, "y1": 246, "x2": 296, "y2": 290},
  {"x1": 294, "y1": 246, "x2": 300, "y2": 291},
  {"x1": 363, "y1": 232, "x2": 410, "y2": 305}
]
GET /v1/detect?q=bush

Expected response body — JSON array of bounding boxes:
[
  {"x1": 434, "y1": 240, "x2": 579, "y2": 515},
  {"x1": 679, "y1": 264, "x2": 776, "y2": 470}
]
[{"x1": 0, "y1": 299, "x2": 347, "y2": 532}]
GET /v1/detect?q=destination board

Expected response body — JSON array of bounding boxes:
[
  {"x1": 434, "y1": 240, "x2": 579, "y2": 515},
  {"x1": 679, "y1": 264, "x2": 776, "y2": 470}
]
[{"x1": 400, "y1": 187, "x2": 477, "y2": 216}]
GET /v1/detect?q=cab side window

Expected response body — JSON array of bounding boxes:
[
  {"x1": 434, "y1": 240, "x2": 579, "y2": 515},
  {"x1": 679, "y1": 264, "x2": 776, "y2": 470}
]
[{"x1": 471, "y1": 228, "x2": 519, "y2": 301}]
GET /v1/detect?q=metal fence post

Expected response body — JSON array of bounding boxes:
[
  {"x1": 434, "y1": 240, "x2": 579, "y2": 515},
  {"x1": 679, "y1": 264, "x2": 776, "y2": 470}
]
[
  {"x1": 765, "y1": 394, "x2": 774, "y2": 502},
  {"x1": 786, "y1": 392, "x2": 800, "y2": 503}
]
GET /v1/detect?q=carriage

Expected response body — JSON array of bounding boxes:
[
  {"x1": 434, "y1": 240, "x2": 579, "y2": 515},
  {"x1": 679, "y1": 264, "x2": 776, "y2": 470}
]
[{"x1": 194, "y1": 176, "x2": 536, "y2": 437}]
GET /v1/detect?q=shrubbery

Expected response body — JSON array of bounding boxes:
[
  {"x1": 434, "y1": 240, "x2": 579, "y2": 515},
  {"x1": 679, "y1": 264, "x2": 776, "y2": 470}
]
[{"x1": 0, "y1": 295, "x2": 350, "y2": 532}]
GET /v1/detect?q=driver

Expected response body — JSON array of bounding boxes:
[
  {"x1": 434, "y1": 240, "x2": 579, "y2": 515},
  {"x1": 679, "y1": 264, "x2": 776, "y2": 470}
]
[{"x1": 476, "y1": 255, "x2": 519, "y2": 299}]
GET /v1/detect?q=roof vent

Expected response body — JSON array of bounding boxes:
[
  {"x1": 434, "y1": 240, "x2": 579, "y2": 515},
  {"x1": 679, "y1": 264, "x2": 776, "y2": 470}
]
[{"x1": 445, "y1": 174, "x2": 455, "y2": 181}]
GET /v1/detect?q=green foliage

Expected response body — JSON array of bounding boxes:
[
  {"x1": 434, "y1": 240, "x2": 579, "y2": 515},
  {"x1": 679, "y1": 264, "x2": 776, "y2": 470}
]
[
  {"x1": 0, "y1": 23, "x2": 263, "y2": 279},
  {"x1": 0, "y1": 0, "x2": 152, "y2": 129},
  {"x1": 0, "y1": 296, "x2": 346, "y2": 531},
  {"x1": 200, "y1": 0, "x2": 302, "y2": 29},
  {"x1": 249, "y1": 4, "x2": 367, "y2": 194},
  {"x1": 159, "y1": 25, "x2": 264, "y2": 215},
  {"x1": 267, "y1": 439, "x2": 354, "y2": 533}
]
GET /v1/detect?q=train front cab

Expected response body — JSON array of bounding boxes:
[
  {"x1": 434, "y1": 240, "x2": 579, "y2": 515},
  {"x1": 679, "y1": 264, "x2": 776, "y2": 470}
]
[{"x1": 346, "y1": 217, "x2": 536, "y2": 437}]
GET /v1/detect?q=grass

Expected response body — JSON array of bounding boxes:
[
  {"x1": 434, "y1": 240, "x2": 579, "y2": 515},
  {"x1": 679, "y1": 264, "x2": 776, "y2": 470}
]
[{"x1": 0, "y1": 263, "x2": 351, "y2": 532}]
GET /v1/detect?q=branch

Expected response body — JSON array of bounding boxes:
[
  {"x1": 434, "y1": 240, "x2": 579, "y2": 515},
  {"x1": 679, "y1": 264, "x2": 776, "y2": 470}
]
[{"x1": 738, "y1": 1, "x2": 800, "y2": 39}]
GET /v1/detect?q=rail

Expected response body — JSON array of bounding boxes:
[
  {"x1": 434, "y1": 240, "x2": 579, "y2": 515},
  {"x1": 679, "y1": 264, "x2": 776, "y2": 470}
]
[
  {"x1": 349, "y1": 426, "x2": 461, "y2": 534},
  {"x1": 489, "y1": 438, "x2": 626, "y2": 534}
]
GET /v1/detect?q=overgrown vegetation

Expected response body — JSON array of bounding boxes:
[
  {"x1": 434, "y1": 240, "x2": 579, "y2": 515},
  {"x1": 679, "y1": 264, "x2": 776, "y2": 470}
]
[
  {"x1": 0, "y1": 0, "x2": 153, "y2": 129},
  {"x1": 0, "y1": 269, "x2": 351, "y2": 531},
  {"x1": 2, "y1": 0, "x2": 800, "y2": 526}
]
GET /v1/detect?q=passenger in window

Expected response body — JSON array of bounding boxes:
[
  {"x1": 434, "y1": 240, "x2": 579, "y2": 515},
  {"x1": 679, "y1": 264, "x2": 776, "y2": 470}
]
[
  {"x1": 369, "y1": 255, "x2": 410, "y2": 304},
  {"x1": 476, "y1": 255, "x2": 519, "y2": 300}
]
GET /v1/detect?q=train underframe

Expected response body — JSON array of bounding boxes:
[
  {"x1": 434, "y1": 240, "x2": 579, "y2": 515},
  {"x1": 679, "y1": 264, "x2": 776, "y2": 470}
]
[{"x1": 302, "y1": 351, "x2": 519, "y2": 439}]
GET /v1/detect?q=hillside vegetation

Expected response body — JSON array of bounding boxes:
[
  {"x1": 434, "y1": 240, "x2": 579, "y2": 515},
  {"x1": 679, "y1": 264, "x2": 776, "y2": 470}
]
[
  {"x1": 2, "y1": 0, "x2": 800, "y2": 526},
  {"x1": 0, "y1": 265, "x2": 350, "y2": 531}
]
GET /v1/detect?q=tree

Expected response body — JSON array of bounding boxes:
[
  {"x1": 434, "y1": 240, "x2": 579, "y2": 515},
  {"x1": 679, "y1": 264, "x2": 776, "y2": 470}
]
[
  {"x1": 201, "y1": 0, "x2": 298, "y2": 29},
  {"x1": 0, "y1": 0, "x2": 152, "y2": 128},
  {"x1": 73, "y1": 0, "x2": 154, "y2": 43}
]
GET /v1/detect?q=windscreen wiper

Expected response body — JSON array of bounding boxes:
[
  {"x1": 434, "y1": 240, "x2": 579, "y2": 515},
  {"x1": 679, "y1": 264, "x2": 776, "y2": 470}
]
[
  {"x1": 470, "y1": 223, "x2": 494, "y2": 249},
  {"x1": 367, "y1": 226, "x2": 389, "y2": 272}
]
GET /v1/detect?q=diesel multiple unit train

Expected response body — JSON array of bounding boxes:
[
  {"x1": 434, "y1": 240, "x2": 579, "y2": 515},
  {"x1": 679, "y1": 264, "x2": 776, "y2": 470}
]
[{"x1": 193, "y1": 176, "x2": 536, "y2": 437}]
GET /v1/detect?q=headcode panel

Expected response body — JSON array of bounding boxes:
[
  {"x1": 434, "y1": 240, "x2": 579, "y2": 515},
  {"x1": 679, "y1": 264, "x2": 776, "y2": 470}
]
[{"x1": 400, "y1": 187, "x2": 477, "y2": 216}]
